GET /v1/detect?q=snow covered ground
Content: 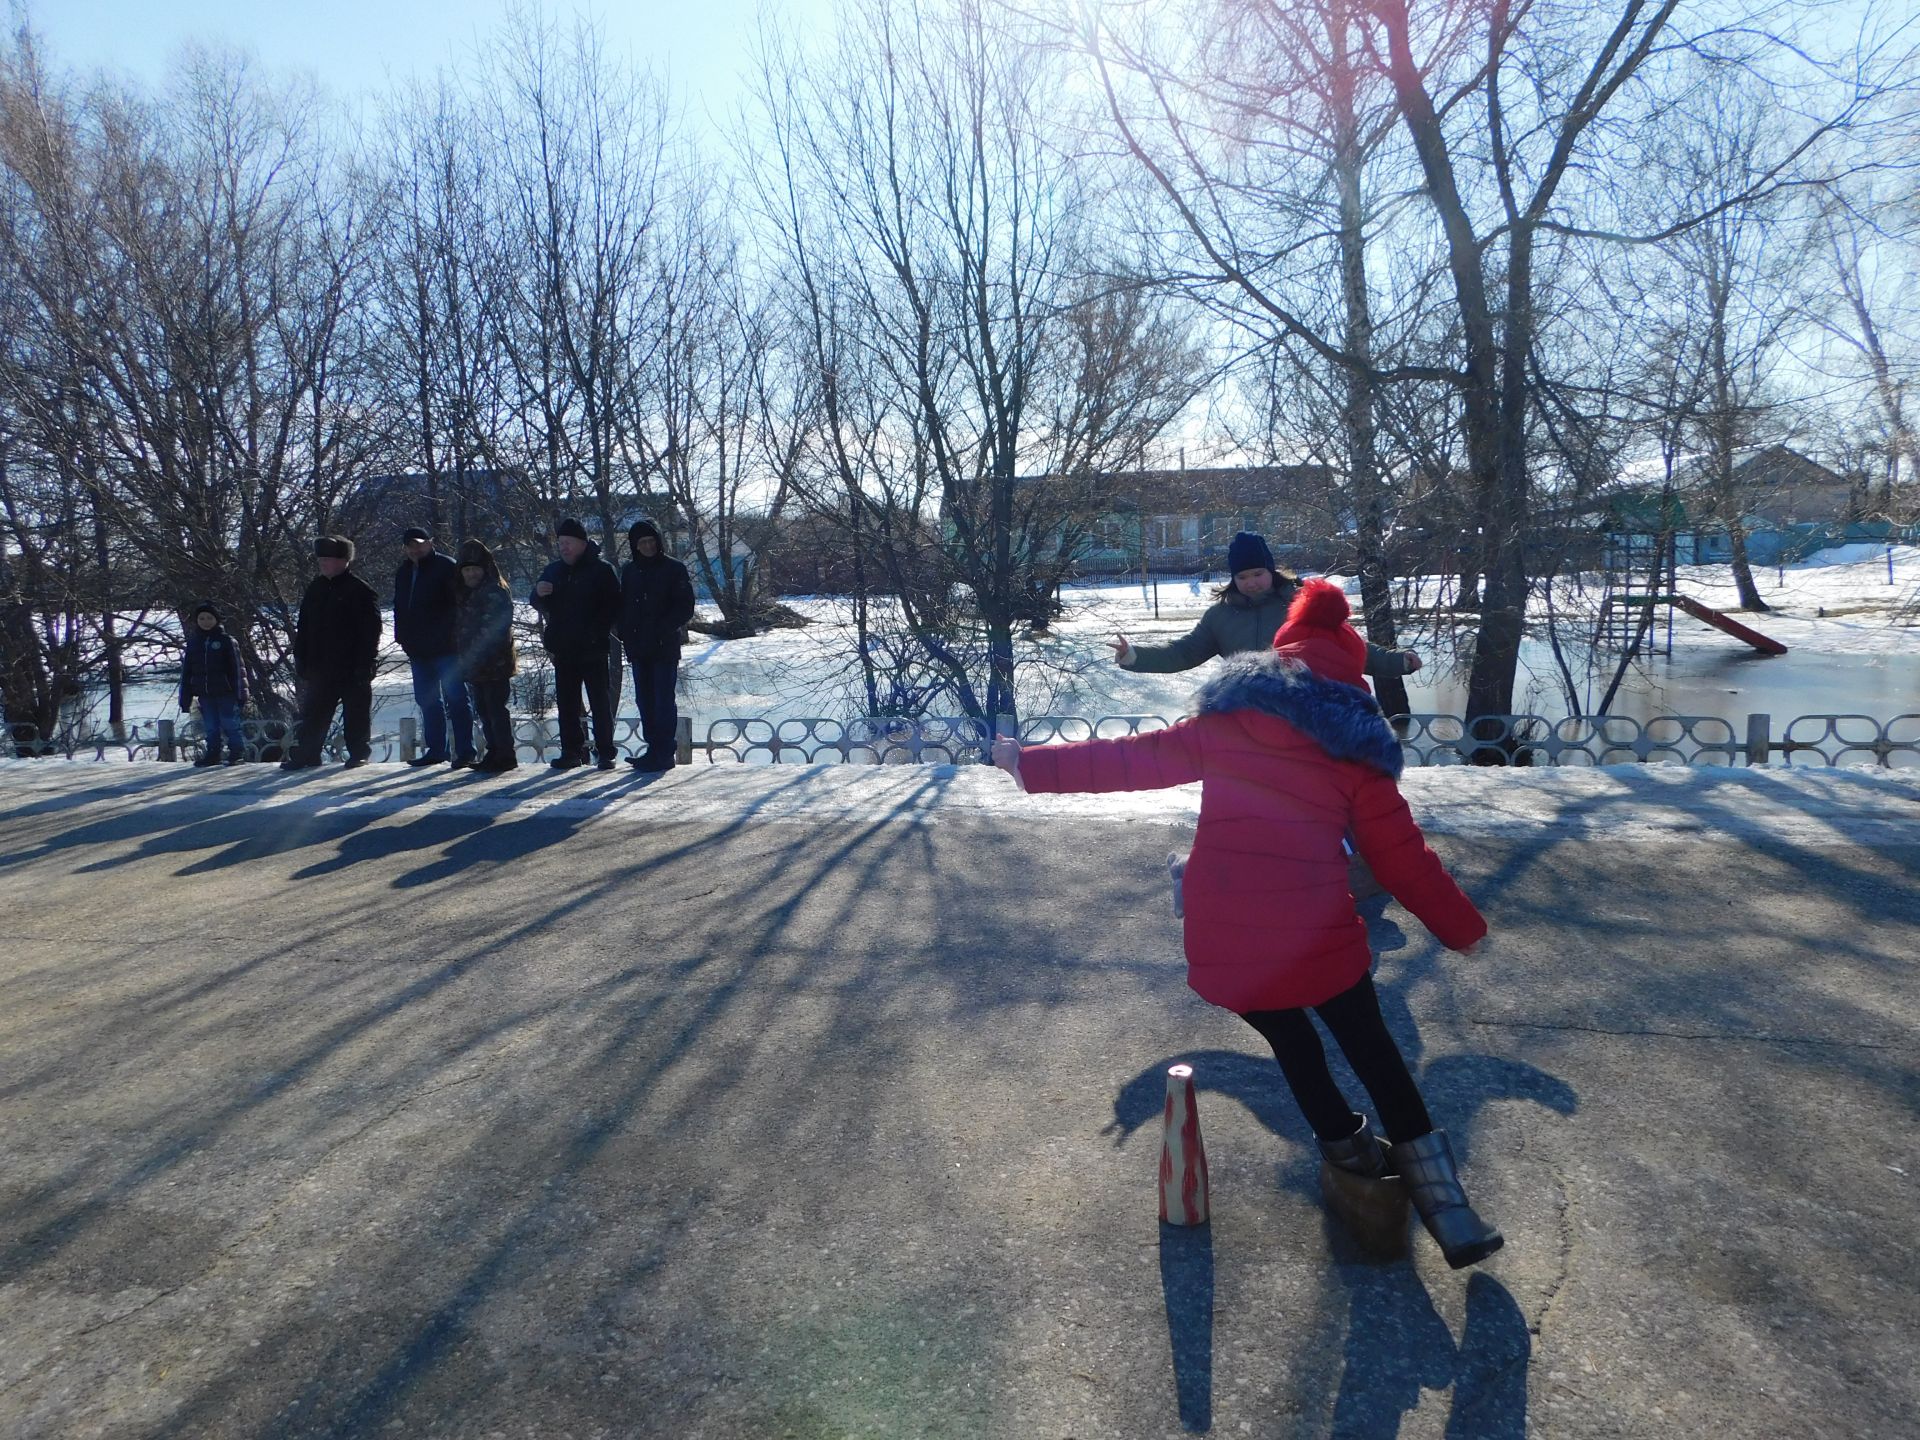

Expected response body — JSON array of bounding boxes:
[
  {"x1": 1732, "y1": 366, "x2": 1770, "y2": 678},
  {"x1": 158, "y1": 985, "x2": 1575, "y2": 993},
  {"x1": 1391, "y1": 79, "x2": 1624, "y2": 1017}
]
[
  {"x1": 678, "y1": 544, "x2": 1920, "y2": 729},
  {"x1": 33, "y1": 545, "x2": 1920, "y2": 742}
]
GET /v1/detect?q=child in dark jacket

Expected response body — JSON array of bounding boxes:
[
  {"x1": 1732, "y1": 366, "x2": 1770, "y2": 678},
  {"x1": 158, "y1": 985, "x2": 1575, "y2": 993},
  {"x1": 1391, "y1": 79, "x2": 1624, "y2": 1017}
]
[
  {"x1": 992, "y1": 579, "x2": 1502, "y2": 1268},
  {"x1": 179, "y1": 602, "x2": 248, "y2": 765}
]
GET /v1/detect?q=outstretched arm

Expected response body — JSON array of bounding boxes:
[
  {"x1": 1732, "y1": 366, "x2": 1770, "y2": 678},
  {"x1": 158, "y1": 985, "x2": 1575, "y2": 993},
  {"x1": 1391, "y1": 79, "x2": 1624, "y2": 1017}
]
[
  {"x1": 1008, "y1": 718, "x2": 1206, "y2": 795},
  {"x1": 1363, "y1": 642, "x2": 1422, "y2": 678},
  {"x1": 1349, "y1": 770, "x2": 1485, "y2": 950},
  {"x1": 1119, "y1": 618, "x2": 1219, "y2": 674},
  {"x1": 991, "y1": 735, "x2": 1026, "y2": 789}
]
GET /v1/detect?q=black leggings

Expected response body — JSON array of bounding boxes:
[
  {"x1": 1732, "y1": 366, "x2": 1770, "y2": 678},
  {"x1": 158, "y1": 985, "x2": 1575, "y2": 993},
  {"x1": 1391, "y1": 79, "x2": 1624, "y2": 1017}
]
[{"x1": 1240, "y1": 974, "x2": 1433, "y2": 1144}]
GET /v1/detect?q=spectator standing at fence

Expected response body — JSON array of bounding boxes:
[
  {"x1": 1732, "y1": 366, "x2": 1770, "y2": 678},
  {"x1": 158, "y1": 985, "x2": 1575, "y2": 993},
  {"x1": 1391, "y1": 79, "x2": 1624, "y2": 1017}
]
[
  {"x1": 1110, "y1": 531, "x2": 1421, "y2": 682},
  {"x1": 531, "y1": 518, "x2": 621, "y2": 772},
  {"x1": 179, "y1": 601, "x2": 247, "y2": 767},
  {"x1": 394, "y1": 526, "x2": 477, "y2": 770},
  {"x1": 994, "y1": 579, "x2": 1502, "y2": 1269},
  {"x1": 454, "y1": 539, "x2": 519, "y2": 774},
  {"x1": 617, "y1": 518, "x2": 696, "y2": 773},
  {"x1": 284, "y1": 536, "x2": 381, "y2": 771}
]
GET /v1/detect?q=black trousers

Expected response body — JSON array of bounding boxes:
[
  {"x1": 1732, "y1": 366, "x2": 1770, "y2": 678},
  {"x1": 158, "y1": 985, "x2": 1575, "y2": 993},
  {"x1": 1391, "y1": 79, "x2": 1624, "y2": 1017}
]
[
  {"x1": 469, "y1": 679, "x2": 515, "y2": 763},
  {"x1": 291, "y1": 672, "x2": 372, "y2": 764},
  {"x1": 627, "y1": 652, "x2": 681, "y2": 757},
  {"x1": 552, "y1": 655, "x2": 615, "y2": 761},
  {"x1": 1240, "y1": 974, "x2": 1434, "y2": 1144}
]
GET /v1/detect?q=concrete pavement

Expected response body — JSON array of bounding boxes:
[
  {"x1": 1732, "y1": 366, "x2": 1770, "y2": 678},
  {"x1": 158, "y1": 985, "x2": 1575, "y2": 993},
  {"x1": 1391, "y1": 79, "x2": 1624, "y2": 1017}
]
[{"x1": 1, "y1": 758, "x2": 1916, "y2": 1439}]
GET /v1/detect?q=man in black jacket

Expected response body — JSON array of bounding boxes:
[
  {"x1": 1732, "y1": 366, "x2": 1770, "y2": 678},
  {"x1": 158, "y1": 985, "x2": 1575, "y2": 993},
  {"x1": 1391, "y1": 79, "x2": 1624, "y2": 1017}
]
[
  {"x1": 531, "y1": 517, "x2": 621, "y2": 772},
  {"x1": 394, "y1": 525, "x2": 477, "y2": 769},
  {"x1": 284, "y1": 535, "x2": 382, "y2": 770},
  {"x1": 618, "y1": 518, "x2": 696, "y2": 772}
]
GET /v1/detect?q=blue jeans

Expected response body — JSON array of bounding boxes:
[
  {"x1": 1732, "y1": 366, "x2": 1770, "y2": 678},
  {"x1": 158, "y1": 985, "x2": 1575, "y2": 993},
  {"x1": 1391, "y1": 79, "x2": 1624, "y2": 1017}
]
[
  {"x1": 199, "y1": 695, "x2": 247, "y2": 761},
  {"x1": 410, "y1": 654, "x2": 475, "y2": 760}
]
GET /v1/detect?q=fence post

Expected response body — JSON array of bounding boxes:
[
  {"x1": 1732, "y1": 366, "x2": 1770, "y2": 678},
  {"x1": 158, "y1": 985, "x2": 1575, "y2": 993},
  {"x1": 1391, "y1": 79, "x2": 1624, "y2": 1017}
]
[
  {"x1": 399, "y1": 715, "x2": 418, "y2": 763},
  {"x1": 157, "y1": 718, "x2": 176, "y2": 763},
  {"x1": 675, "y1": 715, "x2": 693, "y2": 766},
  {"x1": 1745, "y1": 713, "x2": 1771, "y2": 767}
]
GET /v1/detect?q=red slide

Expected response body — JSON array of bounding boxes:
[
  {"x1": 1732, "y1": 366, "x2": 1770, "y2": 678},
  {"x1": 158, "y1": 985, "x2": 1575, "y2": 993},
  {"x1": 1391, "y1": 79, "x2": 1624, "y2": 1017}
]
[{"x1": 1670, "y1": 594, "x2": 1789, "y2": 655}]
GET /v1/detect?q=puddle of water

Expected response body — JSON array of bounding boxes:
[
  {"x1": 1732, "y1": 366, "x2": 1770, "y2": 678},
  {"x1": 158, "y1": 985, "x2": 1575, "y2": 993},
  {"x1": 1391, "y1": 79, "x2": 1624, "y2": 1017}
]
[{"x1": 1404, "y1": 637, "x2": 1919, "y2": 728}]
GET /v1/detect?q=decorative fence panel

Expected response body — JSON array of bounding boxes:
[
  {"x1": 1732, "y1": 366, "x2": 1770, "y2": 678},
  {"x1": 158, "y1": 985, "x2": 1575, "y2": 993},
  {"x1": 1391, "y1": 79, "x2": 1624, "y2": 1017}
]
[
  {"x1": 1777, "y1": 713, "x2": 1920, "y2": 768},
  {"x1": 1393, "y1": 713, "x2": 1747, "y2": 767},
  {"x1": 703, "y1": 716, "x2": 990, "y2": 765},
  {"x1": 7, "y1": 710, "x2": 1918, "y2": 770},
  {"x1": 1015, "y1": 715, "x2": 1172, "y2": 745}
]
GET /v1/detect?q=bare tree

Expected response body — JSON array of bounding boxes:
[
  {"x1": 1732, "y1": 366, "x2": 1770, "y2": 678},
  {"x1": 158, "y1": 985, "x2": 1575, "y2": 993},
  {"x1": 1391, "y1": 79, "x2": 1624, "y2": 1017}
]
[
  {"x1": 1081, "y1": 0, "x2": 1908, "y2": 720},
  {"x1": 479, "y1": 9, "x2": 671, "y2": 550},
  {"x1": 646, "y1": 197, "x2": 799, "y2": 632},
  {"x1": 754, "y1": 0, "x2": 1203, "y2": 728},
  {"x1": 1077, "y1": 0, "x2": 1432, "y2": 715},
  {"x1": 1807, "y1": 179, "x2": 1920, "y2": 512},
  {"x1": 370, "y1": 76, "x2": 518, "y2": 544},
  {"x1": 1651, "y1": 82, "x2": 1825, "y2": 610},
  {"x1": 0, "y1": 32, "x2": 380, "y2": 718}
]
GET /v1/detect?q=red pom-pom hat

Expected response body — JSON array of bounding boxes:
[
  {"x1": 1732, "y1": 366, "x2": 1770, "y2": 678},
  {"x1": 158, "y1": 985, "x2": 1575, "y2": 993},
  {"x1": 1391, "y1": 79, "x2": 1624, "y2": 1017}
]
[{"x1": 1271, "y1": 578, "x2": 1368, "y2": 688}]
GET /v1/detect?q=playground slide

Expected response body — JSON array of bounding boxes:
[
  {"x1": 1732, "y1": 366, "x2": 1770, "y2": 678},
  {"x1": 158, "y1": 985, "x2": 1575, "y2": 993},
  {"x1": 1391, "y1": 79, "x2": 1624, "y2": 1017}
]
[{"x1": 1670, "y1": 594, "x2": 1789, "y2": 655}]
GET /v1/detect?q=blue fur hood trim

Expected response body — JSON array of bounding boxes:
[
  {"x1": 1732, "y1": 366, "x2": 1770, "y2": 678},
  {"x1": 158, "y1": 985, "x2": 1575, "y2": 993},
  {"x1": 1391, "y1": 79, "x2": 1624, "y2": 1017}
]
[{"x1": 1192, "y1": 652, "x2": 1404, "y2": 777}]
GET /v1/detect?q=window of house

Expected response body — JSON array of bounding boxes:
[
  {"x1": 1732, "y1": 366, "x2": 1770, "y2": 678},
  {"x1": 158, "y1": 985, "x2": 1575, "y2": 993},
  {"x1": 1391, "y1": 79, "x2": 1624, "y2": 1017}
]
[{"x1": 1148, "y1": 515, "x2": 1198, "y2": 551}]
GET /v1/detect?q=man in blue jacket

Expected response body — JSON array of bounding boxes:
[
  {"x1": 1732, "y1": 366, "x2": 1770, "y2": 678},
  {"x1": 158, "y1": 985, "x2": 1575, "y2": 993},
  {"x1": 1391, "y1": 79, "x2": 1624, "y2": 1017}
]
[{"x1": 394, "y1": 525, "x2": 476, "y2": 769}]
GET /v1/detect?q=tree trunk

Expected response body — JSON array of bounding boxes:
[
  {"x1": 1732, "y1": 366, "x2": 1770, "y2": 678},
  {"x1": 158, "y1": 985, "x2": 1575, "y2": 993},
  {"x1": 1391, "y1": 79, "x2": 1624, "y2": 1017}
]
[
  {"x1": 1329, "y1": 1, "x2": 1408, "y2": 719},
  {"x1": 1727, "y1": 519, "x2": 1770, "y2": 611},
  {"x1": 1376, "y1": 0, "x2": 1520, "y2": 723},
  {"x1": 1464, "y1": 220, "x2": 1539, "y2": 726},
  {"x1": 93, "y1": 500, "x2": 125, "y2": 739},
  {"x1": 986, "y1": 460, "x2": 1017, "y2": 729},
  {"x1": 0, "y1": 556, "x2": 58, "y2": 752}
]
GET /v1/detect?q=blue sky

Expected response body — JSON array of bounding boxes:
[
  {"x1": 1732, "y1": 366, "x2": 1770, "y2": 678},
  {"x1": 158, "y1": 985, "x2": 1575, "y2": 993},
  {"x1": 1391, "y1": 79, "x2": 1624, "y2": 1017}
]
[{"x1": 27, "y1": 0, "x2": 828, "y2": 120}]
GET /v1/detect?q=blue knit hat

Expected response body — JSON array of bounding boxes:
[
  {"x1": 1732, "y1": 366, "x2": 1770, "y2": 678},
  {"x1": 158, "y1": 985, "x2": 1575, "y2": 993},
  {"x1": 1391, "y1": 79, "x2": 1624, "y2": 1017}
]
[{"x1": 1226, "y1": 531, "x2": 1274, "y2": 575}]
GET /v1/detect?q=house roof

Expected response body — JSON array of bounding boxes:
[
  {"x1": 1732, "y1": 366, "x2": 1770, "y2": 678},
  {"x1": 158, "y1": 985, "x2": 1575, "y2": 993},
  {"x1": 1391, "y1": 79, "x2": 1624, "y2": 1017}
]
[{"x1": 1023, "y1": 464, "x2": 1336, "y2": 512}]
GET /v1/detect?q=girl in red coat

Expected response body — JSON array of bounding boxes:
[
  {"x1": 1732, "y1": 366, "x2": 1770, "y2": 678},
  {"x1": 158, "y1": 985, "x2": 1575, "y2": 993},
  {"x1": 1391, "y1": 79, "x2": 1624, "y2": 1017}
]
[{"x1": 992, "y1": 579, "x2": 1502, "y2": 1268}]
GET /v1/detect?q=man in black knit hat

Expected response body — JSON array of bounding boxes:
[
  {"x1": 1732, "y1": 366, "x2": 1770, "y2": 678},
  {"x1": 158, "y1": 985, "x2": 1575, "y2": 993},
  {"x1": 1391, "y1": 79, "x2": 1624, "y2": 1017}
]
[{"x1": 283, "y1": 536, "x2": 382, "y2": 771}]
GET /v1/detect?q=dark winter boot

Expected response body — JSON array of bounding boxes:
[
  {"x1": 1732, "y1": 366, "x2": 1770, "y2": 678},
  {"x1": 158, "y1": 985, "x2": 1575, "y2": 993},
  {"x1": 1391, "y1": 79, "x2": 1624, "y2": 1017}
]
[
  {"x1": 1317, "y1": 1116, "x2": 1410, "y2": 1259},
  {"x1": 1319, "y1": 1114, "x2": 1390, "y2": 1179},
  {"x1": 1389, "y1": 1129, "x2": 1504, "y2": 1269}
]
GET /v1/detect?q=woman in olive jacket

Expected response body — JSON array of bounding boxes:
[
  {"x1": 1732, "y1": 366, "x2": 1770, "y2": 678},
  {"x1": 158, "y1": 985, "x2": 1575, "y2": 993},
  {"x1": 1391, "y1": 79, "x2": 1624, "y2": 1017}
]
[
  {"x1": 1111, "y1": 531, "x2": 1421, "y2": 682},
  {"x1": 454, "y1": 540, "x2": 519, "y2": 772}
]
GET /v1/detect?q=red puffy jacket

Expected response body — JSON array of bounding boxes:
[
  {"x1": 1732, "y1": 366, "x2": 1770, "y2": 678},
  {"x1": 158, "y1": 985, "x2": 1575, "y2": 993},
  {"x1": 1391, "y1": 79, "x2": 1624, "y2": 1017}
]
[{"x1": 1016, "y1": 652, "x2": 1486, "y2": 1012}]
